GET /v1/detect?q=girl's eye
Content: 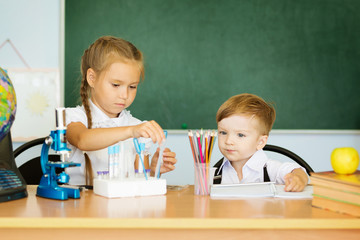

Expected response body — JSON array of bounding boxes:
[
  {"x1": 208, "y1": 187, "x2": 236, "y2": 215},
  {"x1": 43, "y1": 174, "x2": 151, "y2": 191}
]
[
  {"x1": 112, "y1": 83, "x2": 120, "y2": 87},
  {"x1": 129, "y1": 85, "x2": 137, "y2": 89},
  {"x1": 237, "y1": 133, "x2": 245, "y2": 137},
  {"x1": 219, "y1": 131, "x2": 226, "y2": 135}
]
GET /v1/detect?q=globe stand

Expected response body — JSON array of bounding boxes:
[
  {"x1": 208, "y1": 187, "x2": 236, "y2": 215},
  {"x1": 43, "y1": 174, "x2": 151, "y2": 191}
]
[{"x1": 0, "y1": 133, "x2": 28, "y2": 202}]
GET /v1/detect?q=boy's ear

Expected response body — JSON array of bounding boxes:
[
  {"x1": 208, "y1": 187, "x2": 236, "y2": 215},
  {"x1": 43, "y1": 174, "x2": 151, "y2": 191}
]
[
  {"x1": 87, "y1": 68, "x2": 96, "y2": 87},
  {"x1": 257, "y1": 135, "x2": 268, "y2": 150}
]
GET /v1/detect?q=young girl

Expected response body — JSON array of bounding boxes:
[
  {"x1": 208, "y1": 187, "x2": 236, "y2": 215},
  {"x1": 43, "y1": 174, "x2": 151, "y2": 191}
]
[{"x1": 65, "y1": 36, "x2": 177, "y2": 185}]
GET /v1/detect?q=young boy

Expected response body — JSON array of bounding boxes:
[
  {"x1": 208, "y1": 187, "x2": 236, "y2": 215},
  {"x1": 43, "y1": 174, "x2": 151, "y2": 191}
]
[{"x1": 214, "y1": 93, "x2": 308, "y2": 192}]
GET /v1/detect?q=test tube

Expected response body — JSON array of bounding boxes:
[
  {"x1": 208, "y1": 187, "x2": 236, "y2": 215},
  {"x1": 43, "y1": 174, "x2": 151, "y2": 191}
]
[
  {"x1": 144, "y1": 151, "x2": 151, "y2": 176},
  {"x1": 108, "y1": 146, "x2": 114, "y2": 179},
  {"x1": 135, "y1": 155, "x2": 144, "y2": 178},
  {"x1": 113, "y1": 145, "x2": 120, "y2": 179},
  {"x1": 103, "y1": 170, "x2": 109, "y2": 179},
  {"x1": 127, "y1": 141, "x2": 136, "y2": 179},
  {"x1": 119, "y1": 141, "x2": 125, "y2": 180}
]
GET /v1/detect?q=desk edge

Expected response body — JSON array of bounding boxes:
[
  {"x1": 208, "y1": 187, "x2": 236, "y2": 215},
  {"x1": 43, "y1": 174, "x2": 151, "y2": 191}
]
[{"x1": 0, "y1": 218, "x2": 359, "y2": 229}]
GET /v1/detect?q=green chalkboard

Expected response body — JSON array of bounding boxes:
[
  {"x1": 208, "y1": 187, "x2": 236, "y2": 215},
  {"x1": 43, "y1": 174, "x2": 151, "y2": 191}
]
[{"x1": 65, "y1": 0, "x2": 360, "y2": 129}]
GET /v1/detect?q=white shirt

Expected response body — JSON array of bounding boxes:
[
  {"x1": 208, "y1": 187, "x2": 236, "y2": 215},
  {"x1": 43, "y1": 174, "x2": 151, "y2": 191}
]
[
  {"x1": 65, "y1": 99, "x2": 149, "y2": 185},
  {"x1": 219, "y1": 150, "x2": 308, "y2": 184}
]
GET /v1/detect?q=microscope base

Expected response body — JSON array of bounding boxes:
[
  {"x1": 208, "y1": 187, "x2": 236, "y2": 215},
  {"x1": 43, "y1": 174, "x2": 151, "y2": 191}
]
[{"x1": 37, "y1": 184, "x2": 80, "y2": 200}]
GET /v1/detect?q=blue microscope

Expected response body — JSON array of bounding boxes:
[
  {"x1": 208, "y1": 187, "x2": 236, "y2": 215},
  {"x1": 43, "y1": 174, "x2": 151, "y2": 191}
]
[{"x1": 36, "y1": 108, "x2": 81, "y2": 200}]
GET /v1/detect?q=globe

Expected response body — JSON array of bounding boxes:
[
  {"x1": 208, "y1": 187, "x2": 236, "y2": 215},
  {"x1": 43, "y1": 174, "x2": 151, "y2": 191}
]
[{"x1": 0, "y1": 67, "x2": 17, "y2": 142}]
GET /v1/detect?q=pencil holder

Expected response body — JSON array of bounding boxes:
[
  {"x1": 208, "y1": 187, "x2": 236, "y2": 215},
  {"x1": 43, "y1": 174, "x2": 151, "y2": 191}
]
[
  {"x1": 194, "y1": 163, "x2": 216, "y2": 195},
  {"x1": 187, "y1": 129, "x2": 217, "y2": 195}
]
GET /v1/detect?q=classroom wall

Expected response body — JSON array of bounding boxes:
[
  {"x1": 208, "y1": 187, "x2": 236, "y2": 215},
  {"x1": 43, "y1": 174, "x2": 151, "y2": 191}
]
[
  {"x1": 0, "y1": 0, "x2": 62, "y2": 140},
  {"x1": 0, "y1": 0, "x2": 60, "y2": 69},
  {"x1": 3, "y1": 0, "x2": 360, "y2": 185}
]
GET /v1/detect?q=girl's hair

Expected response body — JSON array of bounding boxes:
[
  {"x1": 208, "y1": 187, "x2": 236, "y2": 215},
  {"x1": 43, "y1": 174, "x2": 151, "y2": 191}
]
[
  {"x1": 216, "y1": 93, "x2": 276, "y2": 135},
  {"x1": 80, "y1": 36, "x2": 144, "y2": 129}
]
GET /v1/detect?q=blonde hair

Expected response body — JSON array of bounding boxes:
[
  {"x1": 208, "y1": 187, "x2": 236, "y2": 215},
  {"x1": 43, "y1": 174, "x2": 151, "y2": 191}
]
[
  {"x1": 216, "y1": 93, "x2": 276, "y2": 135},
  {"x1": 80, "y1": 36, "x2": 144, "y2": 129}
]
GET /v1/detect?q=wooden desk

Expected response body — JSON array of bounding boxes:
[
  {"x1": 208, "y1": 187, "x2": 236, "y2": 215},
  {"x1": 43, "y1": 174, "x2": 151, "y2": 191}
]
[{"x1": 0, "y1": 185, "x2": 359, "y2": 240}]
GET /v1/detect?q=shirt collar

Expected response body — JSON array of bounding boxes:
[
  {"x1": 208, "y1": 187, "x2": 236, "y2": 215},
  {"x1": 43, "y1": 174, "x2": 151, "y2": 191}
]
[
  {"x1": 220, "y1": 149, "x2": 268, "y2": 173},
  {"x1": 89, "y1": 99, "x2": 127, "y2": 122},
  {"x1": 218, "y1": 157, "x2": 231, "y2": 172},
  {"x1": 244, "y1": 149, "x2": 268, "y2": 173}
]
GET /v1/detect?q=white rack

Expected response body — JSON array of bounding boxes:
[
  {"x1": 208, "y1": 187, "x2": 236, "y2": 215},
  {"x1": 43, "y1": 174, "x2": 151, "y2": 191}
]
[{"x1": 93, "y1": 177, "x2": 167, "y2": 198}]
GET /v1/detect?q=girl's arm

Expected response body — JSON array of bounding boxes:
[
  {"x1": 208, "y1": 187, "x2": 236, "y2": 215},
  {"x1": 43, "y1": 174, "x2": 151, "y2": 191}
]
[
  {"x1": 149, "y1": 148, "x2": 177, "y2": 176},
  {"x1": 66, "y1": 120, "x2": 165, "y2": 151}
]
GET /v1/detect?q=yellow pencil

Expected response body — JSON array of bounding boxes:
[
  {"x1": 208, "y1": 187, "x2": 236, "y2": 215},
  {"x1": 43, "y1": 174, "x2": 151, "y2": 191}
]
[{"x1": 208, "y1": 130, "x2": 216, "y2": 163}]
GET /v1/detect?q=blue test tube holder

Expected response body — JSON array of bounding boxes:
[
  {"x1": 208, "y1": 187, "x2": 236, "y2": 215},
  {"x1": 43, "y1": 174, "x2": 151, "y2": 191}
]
[{"x1": 36, "y1": 129, "x2": 81, "y2": 200}]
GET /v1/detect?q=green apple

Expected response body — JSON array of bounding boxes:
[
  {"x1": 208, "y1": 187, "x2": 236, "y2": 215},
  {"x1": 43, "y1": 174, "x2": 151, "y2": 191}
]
[{"x1": 331, "y1": 147, "x2": 359, "y2": 174}]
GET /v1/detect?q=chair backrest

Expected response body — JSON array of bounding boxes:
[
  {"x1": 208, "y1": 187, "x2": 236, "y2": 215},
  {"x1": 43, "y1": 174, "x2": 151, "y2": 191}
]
[
  {"x1": 263, "y1": 144, "x2": 313, "y2": 175},
  {"x1": 213, "y1": 144, "x2": 314, "y2": 175},
  {"x1": 14, "y1": 137, "x2": 61, "y2": 185}
]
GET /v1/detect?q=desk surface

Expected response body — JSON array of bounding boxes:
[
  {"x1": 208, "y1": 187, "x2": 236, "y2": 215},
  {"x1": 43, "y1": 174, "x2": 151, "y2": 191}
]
[
  {"x1": 0, "y1": 185, "x2": 359, "y2": 240},
  {"x1": 0, "y1": 186, "x2": 360, "y2": 239}
]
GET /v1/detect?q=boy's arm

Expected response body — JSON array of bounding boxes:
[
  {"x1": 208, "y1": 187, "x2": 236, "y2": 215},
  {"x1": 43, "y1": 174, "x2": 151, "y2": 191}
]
[{"x1": 283, "y1": 168, "x2": 309, "y2": 192}]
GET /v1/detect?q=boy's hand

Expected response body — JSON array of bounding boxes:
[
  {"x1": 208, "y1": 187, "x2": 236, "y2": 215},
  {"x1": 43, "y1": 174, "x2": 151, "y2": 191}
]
[
  {"x1": 284, "y1": 168, "x2": 308, "y2": 192},
  {"x1": 150, "y1": 148, "x2": 177, "y2": 176},
  {"x1": 132, "y1": 120, "x2": 165, "y2": 144}
]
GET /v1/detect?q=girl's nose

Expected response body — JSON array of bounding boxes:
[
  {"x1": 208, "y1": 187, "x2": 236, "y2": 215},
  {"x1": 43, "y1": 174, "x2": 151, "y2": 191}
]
[{"x1": 119, "y1": 86, "x2": 128, "y2": 99}]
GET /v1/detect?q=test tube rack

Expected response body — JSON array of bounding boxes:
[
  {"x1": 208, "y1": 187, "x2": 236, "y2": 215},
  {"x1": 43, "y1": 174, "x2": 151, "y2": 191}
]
[{"x1": 93, "y1": 177, "x2": 167, "y2": 198}]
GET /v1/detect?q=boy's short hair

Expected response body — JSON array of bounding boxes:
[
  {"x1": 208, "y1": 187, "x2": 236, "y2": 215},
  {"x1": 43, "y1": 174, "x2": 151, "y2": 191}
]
[{"x1": 216, "y1": 93, "x2": 276, "y2": 135}]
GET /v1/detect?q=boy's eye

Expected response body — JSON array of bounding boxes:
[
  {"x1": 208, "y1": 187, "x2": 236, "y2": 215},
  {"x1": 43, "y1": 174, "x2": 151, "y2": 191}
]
[
  {"x1": 237, "y1": 133, "x2": 245, "y2": 137},
  {"x1": 112, "y1": 83, "x2": 120, "y2": 87},
  {"x1": 129, "y1": 85, "x2": 137, "y2": 89},
  {"x1": 219, "y1": 131, "x2": 226, "y2": 135}
]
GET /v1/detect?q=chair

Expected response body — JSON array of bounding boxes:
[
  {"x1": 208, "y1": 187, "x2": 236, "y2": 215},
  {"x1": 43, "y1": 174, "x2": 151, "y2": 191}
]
[
  {"x1": 263, "y1": 144, "x2": 313, "y2": 175},
  {"x1": 14, "y1": 137, "x2": 62, "y2": 185},
  {"x1": 213, "y1": 144, "x2": 314, "y2": 175}
]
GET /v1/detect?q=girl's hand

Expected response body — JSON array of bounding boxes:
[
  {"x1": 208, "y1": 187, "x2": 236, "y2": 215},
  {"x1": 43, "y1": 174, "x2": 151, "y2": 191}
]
[
  {"x1": 131, "y1": 120, "x2": 165, "y2": 144},
  {"x1": 150, "y1": 148, "x2": 177, "y2": 176},
  {"x1": 284, "y1": 168, "x2": 308, "y2": 192}
]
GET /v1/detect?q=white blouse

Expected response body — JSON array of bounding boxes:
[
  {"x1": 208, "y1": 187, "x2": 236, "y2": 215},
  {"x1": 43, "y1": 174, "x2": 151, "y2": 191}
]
[{"x1": 65, "y1": 99, "x2": 150, "y2": 185}]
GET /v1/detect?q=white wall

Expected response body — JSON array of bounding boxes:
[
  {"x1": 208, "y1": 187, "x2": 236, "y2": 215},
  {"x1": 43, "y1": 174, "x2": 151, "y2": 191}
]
[
  {"x1": 5, "y1": 1, "x2": 360, "y2": 186},
  {"x1": 0, "y1": 0, "x2": 60, "y2": 69}
]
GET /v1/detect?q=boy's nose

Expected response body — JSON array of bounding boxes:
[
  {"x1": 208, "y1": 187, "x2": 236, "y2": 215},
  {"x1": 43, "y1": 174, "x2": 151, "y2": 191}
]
[{"x1": 225, "y1": 135, "x2": 233, "y2": 145}]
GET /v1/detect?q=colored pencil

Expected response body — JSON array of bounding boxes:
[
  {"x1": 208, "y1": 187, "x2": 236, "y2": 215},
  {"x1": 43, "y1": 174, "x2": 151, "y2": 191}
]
[
  {"x1": 188, "y1": 129, "x2": 217, "y2": 195},
  {"x1": 188, "y1": 130, "x2": 206, "y2": 194}
]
